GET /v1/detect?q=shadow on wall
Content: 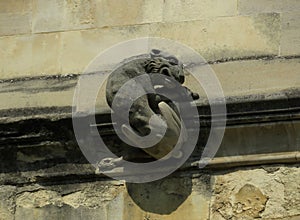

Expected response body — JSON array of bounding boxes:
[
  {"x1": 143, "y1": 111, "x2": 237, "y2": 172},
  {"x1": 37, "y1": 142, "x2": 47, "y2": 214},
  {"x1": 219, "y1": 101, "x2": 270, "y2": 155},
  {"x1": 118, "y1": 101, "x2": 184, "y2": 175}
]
[{"x1": 125, "y1": 174, "x2": 193, "y2": 215}]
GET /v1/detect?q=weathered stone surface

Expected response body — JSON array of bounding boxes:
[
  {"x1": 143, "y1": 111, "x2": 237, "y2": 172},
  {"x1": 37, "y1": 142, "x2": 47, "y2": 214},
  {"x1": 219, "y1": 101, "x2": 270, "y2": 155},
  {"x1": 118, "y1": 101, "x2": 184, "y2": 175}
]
[
  {"x1": 0, "y1": 13, "x2": 31, "y2": 36},
  {"x1": 15, "y1": 181, "x2": 124, "y2": 220},
  {"x1": 238, "y1": 0, "x2": 300, "y2": 14},
  {"x1": 211, "y1": 165, "x2": 300, "y2": 219},
  {"x1": 0, "y1": 186, "x2": 16, "y2": 220},
  {"x1": 1, "y1": 165, "x2": 299, "y2": 219},
  {"x1": 123, "y1": 175, "x2": 210, "y2": 220},
  {"x1": 9, "y1": 174, "x2": 211, "y2": 220},
  {"x1": 0, "y1": 33, "x2": 61, "y2": 78},
  {"x1": 216, "y1": 121, "x2": 300, "y2": 157},
  {"x1": 0, "y1": 0, "x2": 32, "y2": 36},
  {"x1": 0, "y1": 58, "x2": 299, "y2": 115},
  {"x1": 281, "y1": 12, "x2": 300, "y2": 56},
  {"x1": 0, "y1": 1, "x2": 299, "y2": 220},
  {"x1": 211, "y1": 58, "x2": 300, "y2": 97},
  {"x1": 163, "y1": 0, "x2": 237, "y2": 22},
  {"x1": 32, "y1": 0, "x2": 95, "y2": 33},
  {"x1": 0, "y1": 0, "x2": 31, "y2": 14},
  {"x1": 234, "y1": 184, "x2": 268, "y2": 218},
  {"x1": 60, "y1": 25, "x2": 150, "y2": 74},
  {"x1": 95, "y1": 0, "x2": 163, "y2": 28},
  {"x1": 0, "y1": 14, "x2": 283, "y2": 77},
  {"x1": 150, "y1": 14, "x2": 280, "y2": 61}
]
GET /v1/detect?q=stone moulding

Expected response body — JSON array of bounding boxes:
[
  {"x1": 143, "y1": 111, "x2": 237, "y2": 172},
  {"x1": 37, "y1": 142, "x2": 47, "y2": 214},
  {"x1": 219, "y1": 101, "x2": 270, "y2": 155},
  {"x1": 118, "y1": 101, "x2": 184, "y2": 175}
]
[{"x1": 0, "y1": 88, "x2": 299, "y2": 177}]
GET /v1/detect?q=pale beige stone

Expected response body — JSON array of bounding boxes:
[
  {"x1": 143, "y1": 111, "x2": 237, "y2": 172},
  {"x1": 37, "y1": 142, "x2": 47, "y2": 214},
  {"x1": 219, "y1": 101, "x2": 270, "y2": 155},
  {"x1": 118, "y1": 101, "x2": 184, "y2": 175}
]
[
  {"x1": 281, "y1": 12, "x2": 300, "y2": 56},
  {"x1": 0, "y1": 0, "x2": 31, "y2": 13},
  {"x1": 0, "y1": 85, "x2": 74, "y2": 111},
  {"x1": 94, "y1": 0, "x2": 163, "y2": 28},
  {"x1": 32, "y1": 0, "x2": 95, "y2": 33},
  {"x1": 32, "y1": 33, "x2": 61, "y2": 75},
  {"x1": 0, "y1": 13, "x2": 31, "y2": 36},
  {"x1": 150, "y1": 14, "x2": 280, "y2": 61},
  {"x1": 0, "y1": 58, "x2": 299, "y2": 113},
  {"x1": 0, "y1": 14, "x2": 282, "y2": 78},
  {"x1": 163, "y1": 0, "x2": 237, "y2": 22},
  {"x1": 60, "y1": 25, "x2": 151, "y2": 74},
  {"x1": 238, "y1": 0, "x2": 300, "y2": 14},
  {"x1": 0, "y1": 33, "x2": 61, "y2": 78},
  {"x1": 0, "y1": 0, "x2": 32, "y2": 36},
  {"x1": 234, "y1": 184, "x2": 268, "y2": 218},
  {"x1": 0, "y1": 35, "x2": 33, "y2": 77},
  {"x1": 210, "y1": 58, "x2": 300, "y2": 97}
]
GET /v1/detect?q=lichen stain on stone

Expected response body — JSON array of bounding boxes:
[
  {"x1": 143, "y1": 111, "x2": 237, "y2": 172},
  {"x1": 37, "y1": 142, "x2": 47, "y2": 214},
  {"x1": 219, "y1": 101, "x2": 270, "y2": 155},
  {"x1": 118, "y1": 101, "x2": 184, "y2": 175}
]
[
  {"x1": 252, "y1": 13, "x2": 281, "y2": 48},
  {"x1": 233, "y1": 184, "x2": 268, "y2": 218}
]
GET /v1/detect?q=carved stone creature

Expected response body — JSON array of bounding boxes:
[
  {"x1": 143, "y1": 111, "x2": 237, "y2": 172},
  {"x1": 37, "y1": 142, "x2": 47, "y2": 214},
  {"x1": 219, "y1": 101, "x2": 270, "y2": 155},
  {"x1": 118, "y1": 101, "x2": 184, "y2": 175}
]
[{"x1": 105, "y1": 49, "x2": 198, "y2": 160}]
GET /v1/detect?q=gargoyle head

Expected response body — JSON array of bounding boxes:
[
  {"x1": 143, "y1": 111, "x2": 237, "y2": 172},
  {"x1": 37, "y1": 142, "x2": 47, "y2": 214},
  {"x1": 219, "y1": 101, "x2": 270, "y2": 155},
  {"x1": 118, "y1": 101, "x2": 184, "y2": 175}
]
[{"x1": 145, "y1": 49, "x2": 185, "y2": 84}]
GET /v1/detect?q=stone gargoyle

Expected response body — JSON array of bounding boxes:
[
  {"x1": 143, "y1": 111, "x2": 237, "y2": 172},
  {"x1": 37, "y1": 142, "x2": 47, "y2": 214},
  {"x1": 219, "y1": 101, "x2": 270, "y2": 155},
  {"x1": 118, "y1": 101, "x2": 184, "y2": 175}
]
[{"x1": 99, "y1": 49, "x2": 199, "y2": 169}]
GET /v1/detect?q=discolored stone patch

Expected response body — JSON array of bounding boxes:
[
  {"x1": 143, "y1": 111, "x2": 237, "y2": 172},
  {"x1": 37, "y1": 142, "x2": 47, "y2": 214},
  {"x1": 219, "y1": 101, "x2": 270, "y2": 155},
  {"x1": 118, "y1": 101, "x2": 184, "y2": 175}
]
[{"x1": 233, "y1": 184, "x2": 268, "y2": 218}]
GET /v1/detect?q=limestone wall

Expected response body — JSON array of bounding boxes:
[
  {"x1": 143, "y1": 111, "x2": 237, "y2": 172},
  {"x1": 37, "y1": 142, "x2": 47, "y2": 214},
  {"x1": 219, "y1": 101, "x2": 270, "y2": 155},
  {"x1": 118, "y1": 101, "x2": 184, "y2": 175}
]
[
  {"x1": 0, "y1": 0, "x2": 299, "y2": 79},
  {"x1": 0, "y1": 1, "x2": 299, "y2": 220}
]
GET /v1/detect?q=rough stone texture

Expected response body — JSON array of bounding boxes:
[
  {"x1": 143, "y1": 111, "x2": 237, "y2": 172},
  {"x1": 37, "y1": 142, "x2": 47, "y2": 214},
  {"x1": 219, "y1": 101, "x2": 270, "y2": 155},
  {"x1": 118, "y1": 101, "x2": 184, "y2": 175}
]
[
  {"x1": 238, "y1": 0, "x2": 300, "y2": 14},
  {"x1": 0, "y1": 186, "x2": 16, "y2": 220},
  {"x1": 1, "y1": 174, "x2": 211, "y2": 220},
  {"x1": 0, "y1": 165, "x2": 299, "y2": 219},
  {"x1": 163, "y1": 0, "x2": 237, "y2": 22},
  {"x1": 281, "y1": 12, "x2": 300, "y2": 56},
  {"x1": 211, "y1": 165, "x2": 300, "y2": 220},
  {"x1": 14, "y1": 181, "x2": 124, "y2": 220}
]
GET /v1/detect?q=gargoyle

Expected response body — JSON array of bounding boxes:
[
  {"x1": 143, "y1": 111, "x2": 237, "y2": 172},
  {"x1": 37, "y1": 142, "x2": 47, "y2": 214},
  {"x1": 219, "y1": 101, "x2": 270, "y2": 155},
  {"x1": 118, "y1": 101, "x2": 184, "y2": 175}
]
[{"x1": 105, "y1": 49, "x2": 199, "y2": 161}]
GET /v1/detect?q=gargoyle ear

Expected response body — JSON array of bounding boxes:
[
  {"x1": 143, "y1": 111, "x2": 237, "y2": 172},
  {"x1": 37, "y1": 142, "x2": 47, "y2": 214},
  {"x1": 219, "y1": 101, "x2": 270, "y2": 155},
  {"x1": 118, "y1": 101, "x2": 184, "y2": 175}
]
[{"x1": 150, "y1": 49, "x2": 161, "y2": 57}]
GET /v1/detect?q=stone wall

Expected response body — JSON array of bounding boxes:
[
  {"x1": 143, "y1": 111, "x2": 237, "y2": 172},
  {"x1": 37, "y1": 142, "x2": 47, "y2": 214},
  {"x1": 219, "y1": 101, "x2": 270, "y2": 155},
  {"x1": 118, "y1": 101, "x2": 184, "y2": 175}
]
[
  {"x1": 0, "y1": 1, "x2": 299, "y2": 220},
  {"x1": 1, "y1": 0, "x2": 300, "y2": 79}
]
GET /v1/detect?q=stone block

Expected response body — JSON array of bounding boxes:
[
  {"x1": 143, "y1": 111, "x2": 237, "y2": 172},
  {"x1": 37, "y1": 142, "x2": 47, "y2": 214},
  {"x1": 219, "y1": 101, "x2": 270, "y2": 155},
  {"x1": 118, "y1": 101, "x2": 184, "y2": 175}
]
[
  {"x1": 94, "y1": 0, "x2": 163, "y2": 28},
  {"x1": 281, "y1": 12, "x2": 300, "y2": 56},
  {"x1": 15, "y1": 182, "x2": 124, "y2": 220},
  {"x1": 0, "y1": 13, "x2": 31, "y2": 36},
  {"x1": 210, "y1": 58, "x2": 300, "y2": 97},
  {"x1": 0, "y1": 35, "x2": 33, "y2": 77},
  {"x1": 0, "y1": 0, "x2": 31, "y2": 13},
  {"x1": 32, "y1": 0, "x2": 95, "y2": 33},
  {"x1": 150, "y1": 14, "x2": 280, "y2": 61},
  {"x1": 0, "y1": 33, "x2": 61, "y2": 78},
  {"x1": 0, "y1": 186, "x2": 16, "y2": 220},
  {"x1": 32, "y1": 33, "x2": 61, "y2": 75},
  {"x1": 163, "y1": 0, "x2": 237, "y2": 22},
  {"x1": 60, "y1": 24, "x2": 150, "y2": 74},
  {"x1": 238, "y1": 0, "x2": 300, "y2": 14},
  {"x1": 0, "y1": 0, "x2": 32, "y2": 36}
]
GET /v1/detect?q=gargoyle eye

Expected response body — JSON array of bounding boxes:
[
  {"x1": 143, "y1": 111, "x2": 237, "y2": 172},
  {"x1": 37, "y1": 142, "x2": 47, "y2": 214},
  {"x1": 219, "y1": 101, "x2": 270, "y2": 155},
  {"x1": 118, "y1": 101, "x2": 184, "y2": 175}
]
[{"x1": 167, "y1": 57, "x2": 178, "y2": 65}]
